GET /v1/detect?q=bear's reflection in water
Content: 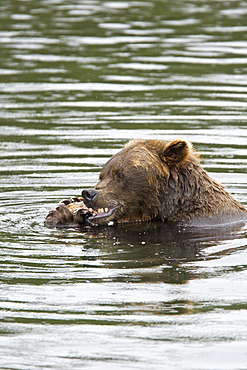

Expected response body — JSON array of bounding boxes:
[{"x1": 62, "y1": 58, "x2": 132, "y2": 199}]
[{"x1": 75, "y1": 221, "x2": 247, "y2": 284}]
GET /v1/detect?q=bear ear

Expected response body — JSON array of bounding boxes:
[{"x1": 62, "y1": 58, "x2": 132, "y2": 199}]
[{"x1": 162, "y1": 139, "x2": 191, "y2": 165}]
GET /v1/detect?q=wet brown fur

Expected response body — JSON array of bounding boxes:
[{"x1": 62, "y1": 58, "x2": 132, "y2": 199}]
[{"x1": 86, "y1": 139, "x2": 247, "y2": 226}]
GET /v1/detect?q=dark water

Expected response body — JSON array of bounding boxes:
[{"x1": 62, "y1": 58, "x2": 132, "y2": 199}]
[{"x1": 0, "y1": 0, "x2": 247, "y2": 369}]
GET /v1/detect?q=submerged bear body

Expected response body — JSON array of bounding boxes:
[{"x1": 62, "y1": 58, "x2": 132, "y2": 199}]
[{"x1": 45, "y1": 139, "x2": 247, "y2": 228}]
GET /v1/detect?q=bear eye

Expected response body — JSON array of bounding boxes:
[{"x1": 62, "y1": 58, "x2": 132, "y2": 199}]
[{"x1": 115, "y1": 172, "x2": 124, "y2": 181}]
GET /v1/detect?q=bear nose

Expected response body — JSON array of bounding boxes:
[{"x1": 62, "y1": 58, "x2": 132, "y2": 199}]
[{"x1": 82, "y1": 188, "x2": 98, "y2": 203}]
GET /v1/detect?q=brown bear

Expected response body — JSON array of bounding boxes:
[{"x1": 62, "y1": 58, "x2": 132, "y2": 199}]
[{"x1": 45, "y1": 139, "x2": 247, "y2": 228}]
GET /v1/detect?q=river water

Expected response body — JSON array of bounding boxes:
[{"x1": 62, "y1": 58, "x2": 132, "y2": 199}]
[{"x1": 0, "y1": 0, "x2": 247, "y2": 369}]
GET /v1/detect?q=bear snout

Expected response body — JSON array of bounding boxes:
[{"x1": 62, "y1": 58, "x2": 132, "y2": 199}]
[{"x1": 82, "y1": 188, "x2": 98, "y2": 207}]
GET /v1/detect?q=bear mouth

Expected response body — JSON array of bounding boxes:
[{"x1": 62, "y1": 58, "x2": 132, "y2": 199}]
[{"x1": 88, "y1": 205, "x2": 121, "y2": 224}]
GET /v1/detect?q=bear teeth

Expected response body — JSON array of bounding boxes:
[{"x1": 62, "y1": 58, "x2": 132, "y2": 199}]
[{"x1": 96, "y1": 207, "x2": 109, "y2": 213}]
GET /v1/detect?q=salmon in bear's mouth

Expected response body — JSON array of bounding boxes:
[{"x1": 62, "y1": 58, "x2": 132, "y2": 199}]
[
  {"x1": 88, "y1": 205, "x2": 121, "y2": 224},
  {"x1": 59, "y1": 198, "x2": 121, "y2": 225}
]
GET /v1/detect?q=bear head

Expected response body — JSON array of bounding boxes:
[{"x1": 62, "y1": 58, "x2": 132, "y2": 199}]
[{"x1": 82, "y1": 139, "x2": 199, "y2": 225}]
